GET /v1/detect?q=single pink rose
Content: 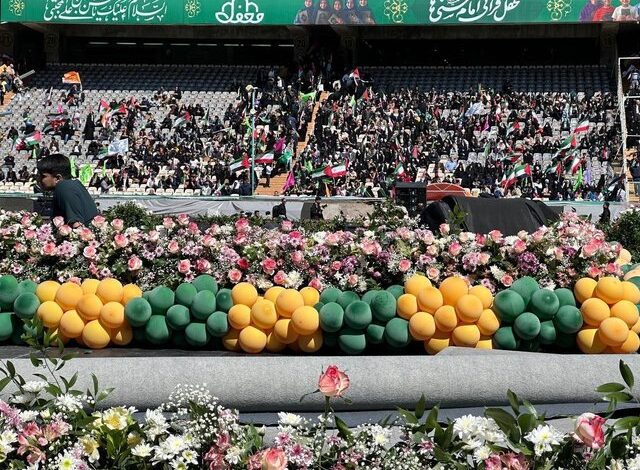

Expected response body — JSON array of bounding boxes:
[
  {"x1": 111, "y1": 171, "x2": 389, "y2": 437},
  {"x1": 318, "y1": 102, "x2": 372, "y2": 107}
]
[
  {"x1": 237, "y1": 258, "x2": 249, "y2": 270},
  {"x1": 362, "y1": 240, "x2": 381, "y2": 256},
  {"x1": 318, "y1": 365, "x2": 350, "y2": 398},
  {"x1": 113, "y1": 234, "x2": 128, "y2": 249},
  {"x1": 228, "y1": 268, "x2": 242, "y2": 283},
  {"x1": 79, "y1": 228, "x2": 94, "y2": 241},
  {"x1": 235, "y1": 218, "x2": 250, "y2": 232},
  {"x1": 262, "y1": 258, "x2": 277, "y2": 274},
  {"x1": 52, "y1": 216, "x2": 64, "y2": 228},
  {"x1": 574, "y1": 413, "x2": 606, "y2": 449},
  {"x1": 331, "y1": 261, "x2": 343, "y2": 271},
  {"x1": 188, "y1": 222, "x2": 199, "y2": 235},
  {"x1": 348, "y1": 274, "x2": 359, "y2": 286},
  {"x1": 202, "y1": 235, "x2": 215, "y2": 247},
  {"x1": 531, "y1": 229, "x2": 545, "y2": 242},
  {"x1": 484, "y1": 455, "x2": 502, "y2": 470},
  {"x1": 291, "y1": 251, "x2": 304, "y2": 265},
  {"x1": 587, "y1": 266, "x2": 602, "y2": 278},
  {"x1": 163, "y1": 217, "x2": 176, "y2": 230},
  {"x1": 128, "y1": 255, "x2": 142, "y2": 271},
  {"x1": 167, "y1": 240, "x2": 180, "y2": 254},
  {"x1": 24, "y1": 229, "x2": 36, "y2": 240},
  {"x1": 83, "y1": 246, "x2": 97, "y2": 259},
  {"x1": 478, "y1": 253, "x2": 491, "y2": 265},
  {"x1": 196, "y1": 258, "x2": 211, "y2": 272},
  {"x1": 91, "y1": 215, "x2": 106, "y2": 228},
  {"x1": 427, "y1": 267, "x2": 440, "y2": 280},
  {"x1": 517, "y1": 230, "x2": 528, "y2": 240},
  {"x1": 439, "y1": 223, "x2": 450, "y2": 235},
  {"x1": 177, "y1": 259, "x2": 191, "y2": 274},
  {"x1": 475, "y1": 234, "x2": 486, "y2": 246},
  {"x1": 448, "y1": 242, "x2": 462, "y2": 257},
  {"x1": 513, "y1": 239, "x2": 527, "y2": 254},
  {"x1": 261, "y1": 448, "x2": 287, "y2": 470},
  {"x1": 110, "y1": 218, "x2": 124, "y2": 231},
  {"x1": 273, "y1": 270, "x2": 287, "y2": 286},
  {"x1": 309, "y1": 278, "x2": 323, "y2": 291},
  {"x1": 398, "y1": 259, "x2": 412, "y2": 272},
  {"x1": 281, "y1": 220, "x2": 293, "y2": 232},
  {"x1": 501, "y1": 274, "x2": 514, "y2": 287},
  {"x1": 20, "y1": 215, "x2": 31, "y2": 226},
  {"x1": 177, "y1": 214, "x2": 190, "y2": 226},
  {"x1": 488, "y1": 229, "x2": 503, "y2": 243},
  {"x1": 58, "y1": 225, "x2": 72, "y2": 236},
  {"x1": 426, "y1": 245, "x2": 438, "y2": 256},
  {"x1": 147, "y1": 230, "x2": 160, "y2": 242},
  {"x1": 14, "y1": 243, "x2": 26, "y2": 253},
  {"x1": 42, "y1": 242, "x2": 57, "y2": 256}
]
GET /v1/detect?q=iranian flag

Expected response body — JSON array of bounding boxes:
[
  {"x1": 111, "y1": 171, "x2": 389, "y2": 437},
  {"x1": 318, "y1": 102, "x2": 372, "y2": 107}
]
[
  {"x1": 515, "y1": 164, "x2": 531, "y2": 178},
  {"x1": 24, "y1": 131, "x2": 41, "y2": 147},
  {"x1": 173, "y1": 112, "x2": 192, "y2": 128},
  {"x1": 569, "y1": 155, "x2": 582, "y2": 174},
  {"x1": 395, "y1": 164, "x2": 406, "y2": 176},
  {"x1": 255, "y1": 152, "x2": 274, "y2": 165},
  {"x1": 573, "y1": 120, "x2": 590, "y2": 134},
  {"x1": 506, "y1": 121, "x2": 521, "y2": 136},
  {"x1": 229, "y1": 156, "x2": 250, "y2": 172},
  {"x1": 501, "y1": 169, "x2": 516, "y2": 188},
  {"x1": 311, "y1": 167, "x2": 330, "y2": 179},
  {"x1": 328, "y1": 161, "x2": 348, "y2": 178}
]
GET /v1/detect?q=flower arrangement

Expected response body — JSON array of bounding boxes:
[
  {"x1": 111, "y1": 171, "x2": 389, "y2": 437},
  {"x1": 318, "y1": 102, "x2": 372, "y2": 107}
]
[
  {"x1": 0, "y1": 210, "x2": 622, "y2": 293},
  {"x1": 1, "y1": 327, "x2": 640, "y2": 469}
]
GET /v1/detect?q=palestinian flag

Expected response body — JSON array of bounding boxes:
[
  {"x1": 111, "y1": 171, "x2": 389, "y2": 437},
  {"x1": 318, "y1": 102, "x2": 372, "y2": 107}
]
[
  {"x1": 311, "y1": 167, "x2": 331, "y2": 179},
  {"x1": 328, "y1": 161, "x2": 348, "y2": 178},
  {"x1": 573, "y1": 120, "x2": 590, "y2": 134},
  {"x1": 545, "y1": 161, "x2": 563, "y2": 176},
  {"x1": 229, "y1": 156, "x2": 250, "y2": 172},
  {"x1": 395, "y1": 164, "x2": 406, "y2": 176},
  {"x1": 98, "y1": 99, "x2": 110, "y2": 115},
  {"x1": 553, "y1": 134, "x2": 577, "y2": 159},
  {"x1": 173, "y1": 112, "x2": 191, "y2": 128},
  {"x1": 515, "y1": 164, "x2": 531, "y2": 178},
  {"x1": 506, "y1": 121, "x2": 521, "y2": 136},
  {"x1": 255, "y1": 152, "x2": 274, "y2": 165},
  {"x1": 502, "y1": 152, "x2": 522, "y2": 164}
]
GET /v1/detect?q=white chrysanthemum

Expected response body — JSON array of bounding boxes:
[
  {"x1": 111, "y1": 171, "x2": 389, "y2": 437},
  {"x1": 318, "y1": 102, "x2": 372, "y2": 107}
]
[
  {"x1": 181, "y1": 449, "x2": 197, "y2": 465},
  {"x1": 473, "y1": 445, "x2": 492, "y2": 462},
  {"x1": 102, "y1": 408, "x2": 128, "y2": 431},
  {"x1": 525, "y1": 424, "x2": 564, "y2": 456},
  {"x1": 55, "y1": 394, "x2": 84, "y2": 413},
  {"x1": 57, "y1": 454, "x2": 75, "y2": 470},
  {"x1": 18, "y1": 410, "x2": 38, "y2": 422},
  {"x1": 627, "y1": 456, "x2": 640, "y2": 470},
  {"x1": 224, "y1": 446, "x2": 242, "y2": 464},
  {"x1": 132, "y1": 443, "x2": 153, "y2": 458},
  {"x1": 22, "y1": 381, "x2": 47, "y2": 394},
  {"x1": 278, "y1": 412, "x2": 303, "y2": 427},
  {"x1": 453, "y1": 415, "x2": 480, "y2": 441}
]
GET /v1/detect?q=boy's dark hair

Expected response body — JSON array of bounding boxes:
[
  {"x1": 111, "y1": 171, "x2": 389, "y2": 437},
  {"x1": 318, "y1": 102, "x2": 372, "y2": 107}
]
[{"x1": 37, "y1": 153, "x2": 72, "y2": 179}]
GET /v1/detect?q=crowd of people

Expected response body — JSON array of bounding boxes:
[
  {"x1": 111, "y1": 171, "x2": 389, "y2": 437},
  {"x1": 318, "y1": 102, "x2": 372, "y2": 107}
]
[{"x1": 0, "y1": 55, "x2": 628, "y2": 202}]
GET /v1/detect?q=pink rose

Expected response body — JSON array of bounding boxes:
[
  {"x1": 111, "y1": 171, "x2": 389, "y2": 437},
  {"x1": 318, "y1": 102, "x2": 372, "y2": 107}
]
[
  {"x1": 309, "y1": 278, "x2": 323, "y2": 291},
  {"x1": 83, "y1": 246, "x2": 97, "y2": 259},
  {"x1": 24, "y1": 230, "x2": 36, "y2": 240},
  {"x1": 163, "y1": 217, "x2": 176, "y2": 230},
  {"x1": 517, "y1": 230, "x2": 528, "y2": 240},
  {"x1": 196, "y1": 258, "x2": 211, "y2": 272},
  {"x1": 448, "y1": 242, "x2": 462, "y2": 257},
  {"x1": 42, "y1": 242, "x2": 57, "y2": 256},
  {"x1": 458, "y1": 232, "x2": 472, "y2": 243},
  {"x1": 20, "y1": 215, "x2": 31, "y2": 226},
  {"x1": 58, "y1": 225, "x2": 72, "y2": 236},
  {"x1": 531, "y1": 229, "x2": 545, "y2": 242},
  {"x1": 261, "y1": 448, "x2": 287, "y2": 470},
  {"x1": 488, "y1": 230, "x2": 503, "y2": 243},
  {"x1": 606, "y1": 263, "x2": 618, "y2": 274},
  {"x1": 501, "y1": 274, "x2": 514, "y2": 287},
  {"x1": 202, "y1": 235, "x2": 215, "y2": 247},
  {"x1": 188, "y1": 222, "x2": 199, "y2": 235},
  {"x1": 318, "y1": 365, "x2": 350, "y2": 398},
  {"x1": 273, "y1": 270, "x2": 287, "y2": 286},
  {"x1": 291, "y1": 251, "x2": 304, "y2": 265},
  {"x1": 79, "y1": 228, "x2": 94, "y2": 241},
  {"x1": 439, "y1": 223, "x2": 450, "y2": 235},
  {"x1": 14, "y1": 243, "x2": 26, "y2": 253},
  {"x1": 427, "y1": 267, "x2": 440, "y2": 280},
  {"x1": 475, "y1": 234, "x2": 486, "y2": 246},
  {"x1": 348, "y1": 274, "x2": 359, "y2": 286},
  {"x1": 484, "y1": 456, "x2": 502, "y2": 470},
  {"x1": 262, "y1": 258, "x2": 277, "y2": 274},
  {"x1": 362, "y1": 240, "x2": 381, "y2": 256},
  {"x1": 113, "y1": 234, "x2": 129, "y2": 249},
  {"x1": 587, "y1": 266, "x2": 602, "y2": 278},
  {"x1": 513, "y1": 239, "x2": 527, "y2": 254},
  {"x1": 281, "y1": 220, "x2": 293, "y2": 232},
  {"x1": 147, "y1": 230, "x2": 160, "y2": 242},
  {"x1": 331, "y1": 261, "x2": 343, "y2": 271},
  {"x1": 128, "y1": 255, "x2": 143, "y2": 271},
  {"x1": 426, "y1": 245, "x2": 438, "y2": 256},
  {"x1": 398, "y1": 259, "x2": 412, "y2": 272},
  {"x1": 228, "y1": 268, "x2": 242, "y2": 283},
  {"x1": 52, "y1": 216, "x2": 64, "y2": 228},
  {"x1": 478, "y1": 253, "x2": 491, "y2": 265},
  {"x1": 574, "y1": 413, "x2": 606, "y2": 449},
  {"x1": 235, "y1": 218, "x2": 250, "y2": 233},
  {"x1": 110, "y1": 218, "x2": 124, "y2": 231},
  {"x1": 177, "y1": 214, "x2": 190, "y2": 226},
  {"x1": 91, "y1": 215, "x2": 106, "y2": 228},
  {"x1": 167, "y1": 240, "x2": 180, "y2": 254},
  {"x1": 178, "y1": 259, "x2": 191, "y2": 274},
  {"x1": 237, "y1": 258, "x2": 249, "y2": 270}
]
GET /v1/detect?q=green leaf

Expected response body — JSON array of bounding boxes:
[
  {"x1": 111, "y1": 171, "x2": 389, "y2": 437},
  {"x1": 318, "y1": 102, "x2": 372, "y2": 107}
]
[
  {"x1": 517, "y1": 413, "x2": 538, "y2": 435},
  {"x1": 0, "y1": 376, "x2": 11, "y2": 392},
  {"x1": 620, "y1": 360, "x2": 634, "y2": 389},
  {"x1": 596, "y1": 382, "x2": 626, "y2": 393},
  {"x1": 334, "y1": 416, "x2": 353, "y2": 444},
  {"x1": 426, "y1": 405, "x2": 440, "y2": 430},
  {"x1": 415, "y1": 394, "x2": 426, "y2": 420},
  {"x1": 433, "y1": 446, "x2": 452, "y2": 463},
  {"x1": 614, "y1": 416, "x2": 640, "y2": 430},
  {"x1": 6, "y1": 361, "x2": 15, "y2": 377},
  {"x1": 603, "y1": 392, "x2": 634, "y2": 403},
  {"x1": 485, "y1": 408, "x2": 518, "y2": 435},
  {"x1": 397, "y1": 408, "x2": 418, "y2": 424},
  {"x1": 29, "y1": 355, "x2": 42, "y2": 367},
  {"x1": 610, "y1": 434, "x2": 628, "y2": 458},
  {"x1": 507, "y1": 389, "x2": 520, "y2": 415}
]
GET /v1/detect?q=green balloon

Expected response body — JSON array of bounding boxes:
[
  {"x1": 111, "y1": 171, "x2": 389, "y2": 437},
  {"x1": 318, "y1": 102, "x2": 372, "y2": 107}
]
[
  {"x1": 17, "y1": 280, "x2": 37, "y2": 295},
  {"x1": 216, "y1": 289, "x2": 233, "y2": 313},
  {"x1": 319, "y1": 302, "x2": 344, "y2": 333},
  {"x1": 192, "y1": 275, "x2": 218, "y2": 294},
  {"x1": 386, "y1": 285, "x2": 404, "y2": 300},
  {"x1": 337, "y1": 291, "x2": 360, "y2": 309},
  {"x1": 554, "y1": 288, "x2": 576, "y2": 308},
  {"x1": 623, "y1": 263, "x2": 640, "y2": 274},
  {"x1": 320, "y1": 287, "x2": 341, "y2": 304},
  {"x1": 344, "y1": 301, "x2": 372, "y2": 329},
  {"x1": 493, "y1": 290, "x2": 525, "y2": 323},
  {"x1": 385, "y1": 318, "x2": 410, "y2": 348},
  {"x1": 0, "y1": 275, "x2": 18, "y2": 293},
  {"x1": 145, "y1": 315, "x2": 171, "y2": 345},
  {"x1": 0, "y1": 287, "x2": 19, "y2": 311},
  {"x1": 362, "y1": 290, "x2": 380, "y2": 305},
  {"x1": 185, "y1": 323, "x2": 210, "y2": 348},
  {"x1": 627, "y1": 277, "x2": 640, "y2": 291},
  {"x1": 529, "y1": 289, "x2": 559, "y2": 321},
  {"x1": 166, "y1": 305, "x2": 191, "y2": 331},
  {"x1": 175, "y1": 283, "x2": 198, "y2": 307},
  {"x1": 338, "y1": 328, "x2": 367, "y2": 354},
  {"x1": 142, "y1": 291, "x2": 150, "y2": 301},
  {"x1": 148, "y1": 286, "x2": 175, "y2": 316},
  {"x1": 191, "y1": 290, "x2": 217, "y2": 321},
  {"x1": 556, "y1": 331, "x2": 577, "y2": 349},
  {"x1": 370, "y1": 291, "x2": 397, "y2": 323},
  {"x1": 366, "y1": 323, "x2": 386, "y2": 344},
  {"x1": 125, "y1": 297, "x2": 152, "y2": 327},
  {"x1": 206, "y1": 312, "x2": 229, "y2": 337},
  {"x1": 539, "y1": 320, "x2": 557, "y2": 345},
  {"x1": 510, "y1": 276, "x2": 539, "y2": 306},
  {"x1": 514, "y1": 312, "x2": 541, "y2": 340},
  {"x1": 0, "y1": 313, "x2": 13, "y2": 342},
  {"x1": 171, "y1": 331, "x2": 188, "y2": 348},
  {"x1": 13, "y1": 293, "x2": 40, "y2": 320},
  {"x1": 493, "y1": 326, "x2": 519, "y2": 350},
  {"x1": 553, "y1": 305, "x2": 583, "y2": 334},
  {"x1": 313, "y1": 301, "x2": 325, "y2": 311}
]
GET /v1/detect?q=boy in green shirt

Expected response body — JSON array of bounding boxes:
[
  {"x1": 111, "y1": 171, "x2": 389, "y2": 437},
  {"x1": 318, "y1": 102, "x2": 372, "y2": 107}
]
[{"x1": 37, "y1": 154, "x2": 98, "y2": 227}]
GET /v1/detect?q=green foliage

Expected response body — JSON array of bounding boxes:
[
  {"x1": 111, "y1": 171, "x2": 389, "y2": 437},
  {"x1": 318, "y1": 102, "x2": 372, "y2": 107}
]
[
  {"x1": 606, "y1": 209, "x2": 640, "y2": 259},
  {"x1": 102, "y1": 201, "x2": 162, "y2": 229}
]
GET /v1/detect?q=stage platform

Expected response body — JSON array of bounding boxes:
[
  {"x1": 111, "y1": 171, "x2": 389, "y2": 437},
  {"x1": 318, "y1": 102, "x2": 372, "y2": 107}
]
[{"x1": 4, "y1": 347, "x2": 639, "y2": 414}]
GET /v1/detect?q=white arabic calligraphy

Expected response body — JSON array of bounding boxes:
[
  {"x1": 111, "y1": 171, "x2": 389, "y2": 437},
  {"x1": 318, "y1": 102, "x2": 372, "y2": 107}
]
[
  {"x1": 43, "y1": 0, "x2": 168, "y2": 22},
  {"x1": 215, "y1": 0, "x2": 264, "y2": 24},
  {"x1": 429, "y1": 0, "x2": 520, "y2": 23}
]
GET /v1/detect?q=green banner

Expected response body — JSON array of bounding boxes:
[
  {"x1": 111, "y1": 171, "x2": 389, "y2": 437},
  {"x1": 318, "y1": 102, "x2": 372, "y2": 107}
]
[{"x1": 1, "y1": 0, "x2": 638, "y2": 25}]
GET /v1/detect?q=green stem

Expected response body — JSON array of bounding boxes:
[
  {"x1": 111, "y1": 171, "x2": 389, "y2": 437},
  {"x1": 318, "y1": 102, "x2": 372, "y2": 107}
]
[{"x1": 317, "y1": 396, "x2": 331, "y2": 470}]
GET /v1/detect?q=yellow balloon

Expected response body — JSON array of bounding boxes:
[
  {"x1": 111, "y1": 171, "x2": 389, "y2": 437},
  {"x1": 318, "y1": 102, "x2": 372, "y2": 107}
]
[
  {"x1": 610, "y1": 300, "x2": 640, "y2": 328},
  {"x1": 275, "y1": 289, "x2": 305, "y2": 318},
  {"x1": 100, "y1": 302, "x2": 125, "y2": 329},
  {"x1": 265, "y1": 330, "x2": 287, "y2": 352},
  {"x1": 425, "y1": 330, "x2": 451, "y2": 355},
  {"x1": 397, "y1": 294, "x2": 418, "y2": 320},
  {"x1": 621, "y1": 282, "x2": 640, "y2": 305},
  {"x1": 82, "y1": 320, "x2": 111, "y2": 349},
  {"x1": 580, "y1": 297, "x2": 611, "y2": 327},
  {"x1": 439, "y1": 277, "x2": 469, "y2": 306},
  {"x1": 409, "y1": 312, "x2": 436, "y2": 341},
  {"x1": 416, "y1": 287, "x2": 444, "y2": 314},
  {"x1": 251, "y1": 299, "x2": 278, "y2": 330},
  {"x1": 610, "y1": 330, "x2": 640, "y2": 354},
  {"x1": 576, "y1": 327, "x2": 607, "y2": 354},
  {"x1": 96, "y1": 278, "x2": 124, "y2": 304},
  {"x1": 452, "y1": 324, "x2": 481, "y2": 347},
  {"x1": 55, "y1": 282, "x2": 84, "y2": 312},
  {"x1": 264, "y1": 286, "x2": 285, "y2": 304},
  {"x1": 81, "y1": 279, "x2": 100, "y2": 295},
  {"x1": 222, "y1": 329, "x2": 241, "y2": 351},
  {"x1": 36, "y1": 281, "x2": 61, "y2": 303},
  {"x1": 122, "y1": 284, "x2": 143, "y2": 305},
  {"x1": 231, "y1": 282, "x2": 258, "y2": 307},
  {"x1": 468, "y1": 285, "x2": 494, "y2": 309},
  {"x1": 273, "y1": 318, "x2": 299, "y2": 344},
  {"x1": 574, "y1": 278, "x2": 597, "y2": 305},
  {"x1": 300, "y1": 287, "x2": 320, "y2": 307},
  {"x1": 37, "y1": 301, "x2": 64, "y2": 328},
  {"x1": 477, "y1": 309, "x2": 501, "y2": 336},
  {"x1": 598, "y1": 317, "x2": 630, "y2": 347},
  {"x1": 291, "y1": 306, "x2": 320, "y2": 336},
  {"x1": 455, "y1": 294, "x2": 484, "y2": 323},
  {"x1": 476, "y1": 335, "x2": 494, "y2": 349},
  {"x1": 228, "y1": 304, "x2": 251, "y2": 330},
  {"x1": 298, "y1": 331, "x2": 323, "y2": 353},
  {"x1": 76, "y1": 294, "x2": 104, "y2": 322},
  {"x1": 111, "y1": 322, "x2": 133, "y2": 346},
  {"x1": 58, "y1": 310, "x2": 85, "y2": 338},
  {"x1": 434, "y1": 305, "x2": 458, "y2": 332},
  {"x1": 404, "y1": 274, "x2": 431, "y2": 297},
  {"x1": 594, "y1": 277, "x2": 624, "y2": 305},
  {"x1": 238, "y1": 326, "x2": 267, "y2": 354}
]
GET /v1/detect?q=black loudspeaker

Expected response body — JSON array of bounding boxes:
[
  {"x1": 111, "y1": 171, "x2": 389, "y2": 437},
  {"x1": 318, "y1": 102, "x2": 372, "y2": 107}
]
[{"x1": 395, "y1": 182, "x2": 427, "y2": 217}]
